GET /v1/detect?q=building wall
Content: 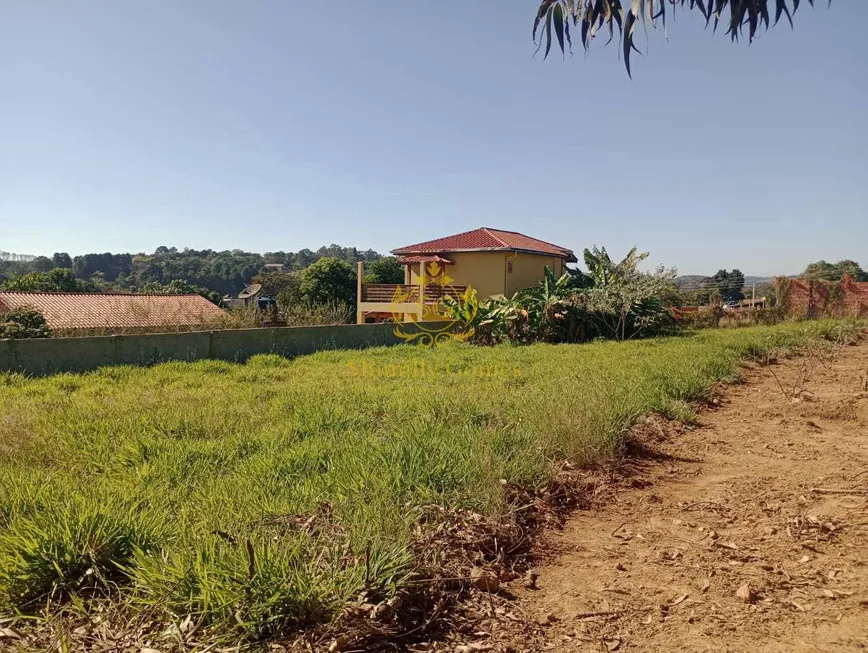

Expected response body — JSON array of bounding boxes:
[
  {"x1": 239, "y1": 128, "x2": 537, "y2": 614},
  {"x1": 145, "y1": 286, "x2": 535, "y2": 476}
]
[
  {"x1": 0, "y1": 322, "x2": 444, "y2": 376},
  {"x1": 403, "y1": 252, "x2": 567, "y2": 299},
  {"x1": 407, "y1": 252, "x2": 507, "y2": 299},
  {"x1": 506, "y1": 253, "x2": 564, "y2": 296}
]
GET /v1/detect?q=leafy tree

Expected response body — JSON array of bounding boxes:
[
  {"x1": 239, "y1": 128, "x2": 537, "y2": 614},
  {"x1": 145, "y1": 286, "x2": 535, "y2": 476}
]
[
  {"x1": 73, "y1": 253, "x2": 132, "y2": 282},
  {"x1": 364, "y1": 257, "x2": 405, "y2": 284},
  {"x1": 1, "y1": 268, "x2": 93, "y2": 293},
  {"x1": 32, "y1": 256, "x2": 54, "y2": 272},
  {"x1": 680, "y1": 283, "x2": 720, "y2": 307},
  {"x1": 581, "y1": 246, "x2": 677, "y2": 340},
  {"x1": 298, "y1": 257, "x2": 356, "y2": 306},
  {"x1": 133, "y1": 259, "x2": 165, "y2": 285},
  {"x1": 834, "y1": 260, "x2": 866, "y2": 281},
  {"x1": 0, "y1": 307, "x2": 51, "y2": 339},
  {"x1": 294, "y1": 249, "x2": 319, "y2": 270},
  {"x1": 251, "y1": 270, "x2": 301, "y2": 298},
  {"x1": 803, "y1": 260, "x2": 867, "y2": 282},
  {"x1": 0, "y1": 260, "x2": 36, "y2": 284},
  {"x1": 711, "y1": 269, "x2": 745, "y2": 302},
  {"x1": 138, "y1": 279, "x2": 223, "y2": 305},
  {"x1": 52, "y1": 252, "x2": 73, "y2": 269},
  {"x1": 533, "y1": 1, "x2": 824, "y2": 76}
]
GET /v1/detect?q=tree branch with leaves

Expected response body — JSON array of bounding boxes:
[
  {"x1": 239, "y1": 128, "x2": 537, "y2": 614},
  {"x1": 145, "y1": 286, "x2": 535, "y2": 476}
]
[{"x1": 533, "y1": 0, "x2": 828, "y2": 76}]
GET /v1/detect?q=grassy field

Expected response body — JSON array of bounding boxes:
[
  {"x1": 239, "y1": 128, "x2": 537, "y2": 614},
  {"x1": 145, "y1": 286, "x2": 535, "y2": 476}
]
[{"x1": 0, "y1": 320, "x2": 859, "y2": 643}]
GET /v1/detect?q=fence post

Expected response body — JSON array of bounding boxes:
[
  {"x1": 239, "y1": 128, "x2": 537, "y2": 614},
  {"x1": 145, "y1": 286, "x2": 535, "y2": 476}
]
[
  {"x1": 356, "y1": 261, "x2": 365, "y2": 325},
  {"x1": 418, "y1": 263, "x2": 426, "y2": 321}
]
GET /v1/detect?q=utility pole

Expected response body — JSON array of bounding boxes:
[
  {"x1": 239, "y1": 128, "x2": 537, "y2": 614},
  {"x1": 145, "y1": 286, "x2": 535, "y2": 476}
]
[{"x1": 752, "y1": 283, "x2": 756, "y2": 310}]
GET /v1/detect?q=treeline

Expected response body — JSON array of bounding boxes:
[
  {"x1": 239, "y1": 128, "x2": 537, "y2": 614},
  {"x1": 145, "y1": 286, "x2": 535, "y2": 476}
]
[
  {"x1": 0, "y1": 245, "x2": 387, "y2": 298},
  {"x1": 675, "y1": 260, "x2": 867, "y2": 307},
  {"x1": 0, "y1": 251, "x2": 36, "y2": 262},
  {"x1": 675, "y1": 269, "x2": 749, "y2": 305}
]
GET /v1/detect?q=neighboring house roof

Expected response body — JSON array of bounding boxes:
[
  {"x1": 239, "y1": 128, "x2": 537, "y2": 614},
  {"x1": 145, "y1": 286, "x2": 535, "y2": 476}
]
[
  {"x1": 395, "y1": 255, "x2": 454, "y2": 265},
  {"x1": 392, "y1": 227, "x2": 577, "y2": 262},
  {"x1": 0, "y1": 292, "x2": 225, "y2": 331}
]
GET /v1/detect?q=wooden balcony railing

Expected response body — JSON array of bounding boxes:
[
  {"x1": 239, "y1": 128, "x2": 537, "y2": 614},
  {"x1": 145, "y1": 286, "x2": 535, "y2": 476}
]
[
  {"x1": 424, "y1": 284, "x2": 467, "y2": 301},
  {"x1": 361, "y1": 284, "x2": 467, "y2": 304}
]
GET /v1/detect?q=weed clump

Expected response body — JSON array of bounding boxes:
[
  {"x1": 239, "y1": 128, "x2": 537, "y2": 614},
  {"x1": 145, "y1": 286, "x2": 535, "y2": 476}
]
[{"x1": 0, "y1": 498, "x2": 168, "y2": 611}]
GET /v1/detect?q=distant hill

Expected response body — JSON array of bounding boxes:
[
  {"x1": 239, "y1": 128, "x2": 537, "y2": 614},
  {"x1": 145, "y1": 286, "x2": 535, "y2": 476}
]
[
  {"x1": 674, "y1": 275, "x2": 709, "y2": 289},
  {"x1": 744, "y1": 276, "x2": 779, "y2": 286},
  {"x1": 675, "y1": 274, "x2": 793, "y2": 291}
]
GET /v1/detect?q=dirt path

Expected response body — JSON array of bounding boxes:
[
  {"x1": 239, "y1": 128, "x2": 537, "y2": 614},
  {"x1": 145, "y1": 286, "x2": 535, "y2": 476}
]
[{"x1": 456, "y1": 341, "x2": 868, "y2": 652}]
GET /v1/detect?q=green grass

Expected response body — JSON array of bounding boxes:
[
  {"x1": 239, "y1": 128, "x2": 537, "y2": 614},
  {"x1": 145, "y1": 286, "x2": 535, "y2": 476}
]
[{"x1": 0, "y1": 320, "x2": 860, "y2": 642}]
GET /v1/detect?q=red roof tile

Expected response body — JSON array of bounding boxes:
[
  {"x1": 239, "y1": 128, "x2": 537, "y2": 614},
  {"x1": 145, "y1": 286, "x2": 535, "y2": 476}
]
[
  {"x1": 392, "y1": 228, "x2": 577, "y2": 262},
  {"x1": 395, "y1": 255, "x2": 454, "y2": 265},
  {"x1": 0, "y1": 292, "x2": 226, "y2": 331}
]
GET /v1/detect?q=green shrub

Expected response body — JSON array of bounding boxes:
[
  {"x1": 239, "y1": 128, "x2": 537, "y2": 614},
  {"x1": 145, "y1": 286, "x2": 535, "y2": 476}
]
[
  {"x1": 0, "y1": 307, "x2": 51, "y2": 339},
  {"x1": 282, "y1": 299, "x2": 352, "y2": 326},
  {"x1": 448, "y1": 247, "x2": 678, "y2": 345}
]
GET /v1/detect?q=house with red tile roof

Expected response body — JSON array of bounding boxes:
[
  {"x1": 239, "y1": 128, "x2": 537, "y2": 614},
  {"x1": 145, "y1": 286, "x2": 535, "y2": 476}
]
[
  {"x1": 355, "y1": 227, "x2": 576, "y2": 324},
  {"x1": 0, "y1": 292, "x2": 226, "y2": 335}
]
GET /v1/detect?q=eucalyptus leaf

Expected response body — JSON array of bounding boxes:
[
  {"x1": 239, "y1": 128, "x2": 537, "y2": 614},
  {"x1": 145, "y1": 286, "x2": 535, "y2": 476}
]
[{"x1": 532, "y1": 0, "x2": 824, "y2": 75}]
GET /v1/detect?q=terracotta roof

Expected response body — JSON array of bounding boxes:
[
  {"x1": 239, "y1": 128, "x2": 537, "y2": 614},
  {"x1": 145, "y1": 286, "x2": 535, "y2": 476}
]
[
  {"x1": 392, "y1": 227, "x2": 577, "y2": 262},
  {"x1": 395, "y1": 255, "x2": 454, "y2": 265},
  {"x1": 0, "y1": 292, "x2": 226, "y2": 331}
]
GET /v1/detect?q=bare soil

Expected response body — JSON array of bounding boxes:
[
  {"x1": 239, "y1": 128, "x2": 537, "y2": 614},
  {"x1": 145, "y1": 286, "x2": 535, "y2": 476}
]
[{"x1": 449, "y1": 341, "x2": 868, "y2": 652}]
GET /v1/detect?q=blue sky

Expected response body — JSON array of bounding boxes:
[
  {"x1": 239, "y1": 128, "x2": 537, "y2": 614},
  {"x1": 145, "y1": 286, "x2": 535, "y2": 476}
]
[{"x1": 1, "y1": 1, "x2": 865, "y2": 276}]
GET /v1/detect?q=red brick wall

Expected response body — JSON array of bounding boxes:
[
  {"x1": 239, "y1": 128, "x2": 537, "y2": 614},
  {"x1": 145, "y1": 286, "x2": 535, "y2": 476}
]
[
  {"x1": 780, "y1": 277, "x2": 868, "y2": 318},
  {"x1": 843, "y1": 277, "x2": 868, "y2": 317}
]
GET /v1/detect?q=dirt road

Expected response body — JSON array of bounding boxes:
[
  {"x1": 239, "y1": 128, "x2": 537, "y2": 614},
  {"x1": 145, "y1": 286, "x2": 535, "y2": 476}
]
[{"x1": 459, "y1": 340, "x2": 868, "y2": 652}]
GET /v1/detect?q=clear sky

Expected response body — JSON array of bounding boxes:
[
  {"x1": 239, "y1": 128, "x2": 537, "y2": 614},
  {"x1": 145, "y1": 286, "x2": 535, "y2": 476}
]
[{"x1": 1, "y1": 1, "x2": 865, "y2": 276}]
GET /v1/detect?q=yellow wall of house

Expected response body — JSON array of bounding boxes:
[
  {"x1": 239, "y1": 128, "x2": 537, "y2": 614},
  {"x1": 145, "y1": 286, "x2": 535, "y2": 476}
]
[
  {"x1": 404, "y1": 252, "x2": 566, "y2": 300},
  {"x1": 407, "y1": 253, "x2": 506, "y2": 299},
  {"x1": 449, "y1": 253, "x2": 509, "y2": 299},
  {"x1": 506, "y1": 253, "x2": 563, "y2": 296}
]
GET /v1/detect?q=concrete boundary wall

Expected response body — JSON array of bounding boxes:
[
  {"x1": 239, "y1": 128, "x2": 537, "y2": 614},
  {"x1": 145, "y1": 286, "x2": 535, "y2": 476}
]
[{"x1": 0, "y1": 323, "x2": 437, "y2": 376}]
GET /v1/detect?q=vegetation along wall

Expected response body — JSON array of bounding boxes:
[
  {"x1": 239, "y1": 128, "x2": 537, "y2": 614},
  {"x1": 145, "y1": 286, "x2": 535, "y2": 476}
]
[{"x1": 0, "y1": 323, "x2": 432, "y2": 376}]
